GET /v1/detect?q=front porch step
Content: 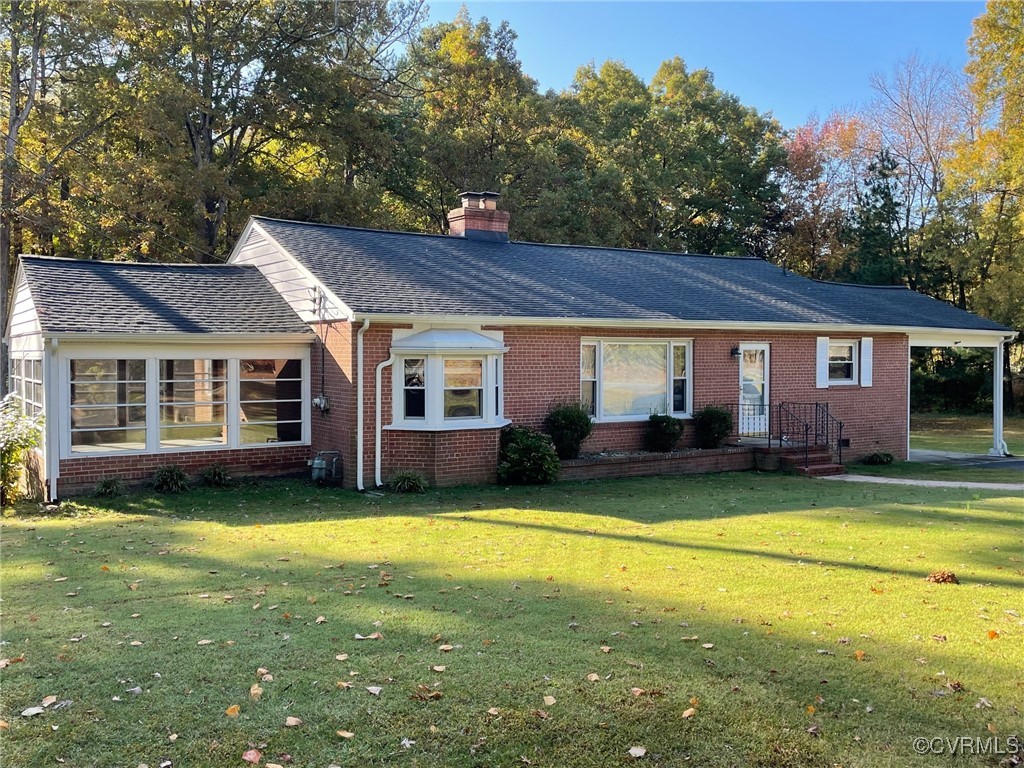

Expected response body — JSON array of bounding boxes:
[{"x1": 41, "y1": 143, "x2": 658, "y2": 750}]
[{"x1": 795, "y1": 463, "x2": 847, "y2": 477}]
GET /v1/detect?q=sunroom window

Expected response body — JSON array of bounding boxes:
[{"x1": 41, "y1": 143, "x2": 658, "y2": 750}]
[
  {"x1": 239, "y1": 359, "x2": 303, "y2": 444},
  {"x1": 10, "y1": 355, "x2": 43, "y2": 415},
  {"x1": 70, "y1": 359, "x2": 147, "y2": 452},
  {"x1": 581, "y1": 340, "x2": 693, "y2": 422},
  {"x1": 159, "y1": 359, "x2": 227, "y2": 448}
]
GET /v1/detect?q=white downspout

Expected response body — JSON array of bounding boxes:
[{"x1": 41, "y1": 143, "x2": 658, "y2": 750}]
[
  {"x1": 990, "y1": 339, "x2": 1009, "y2": 456},
  {"x1": 375, "y1": 353, "x2": 397, "y2": 488},
  {"x1": 355, "y1": 319, "x2": 370, "y2": 490}
]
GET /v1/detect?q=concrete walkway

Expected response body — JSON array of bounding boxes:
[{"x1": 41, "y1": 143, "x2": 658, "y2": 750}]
[
  {"x1": 819, "y1": 474, "x2": 1023, "y2": 492},
  {"x1": 909, "y1": 449, "x2": 1024, "y2": 472}
]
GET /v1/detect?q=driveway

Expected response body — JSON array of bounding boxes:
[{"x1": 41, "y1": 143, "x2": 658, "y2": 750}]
[{"x1": 909, "y1": 448, "x2": 1024, "y2": 472}]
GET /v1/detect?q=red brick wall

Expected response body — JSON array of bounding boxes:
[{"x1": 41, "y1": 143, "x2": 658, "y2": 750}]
[
  {"x1": 321, "y1": 323, "x2": 909, "y2": 489},
  {"x1": 57, "y1": 444, "x2": 310, "y2": 497},
  {"x1": 496, "y1": 326, "x2": 908, "y2": 461}
]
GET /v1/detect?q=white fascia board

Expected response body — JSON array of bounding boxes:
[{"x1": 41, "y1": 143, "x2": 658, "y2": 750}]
[
  {"x1": 354, "y1": 313, "x2": 1011, "y2": 342},
  {"x1": 238, "y1": 218, "x2": 357, "y2": 322},
  {"x1": 45, "y1": 332, "x2": 315, "y2": 345},
  {"x1": 908, "y1": 331, "x2": 1015, "y2": 348}
]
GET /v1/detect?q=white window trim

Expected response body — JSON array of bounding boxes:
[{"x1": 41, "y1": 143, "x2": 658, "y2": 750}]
[
  {"x1": 827, "y1": 340, "x2": 859, "y2": 386},
  {"x1": 388, "y1": 352, "x2": 508, "y2": 431},
  {"x1": 582, "y1": 338, "x2": 694, "y2": 423},
  {"x1": 58, "y1": 344, "x2": 310, "y2": 459}
]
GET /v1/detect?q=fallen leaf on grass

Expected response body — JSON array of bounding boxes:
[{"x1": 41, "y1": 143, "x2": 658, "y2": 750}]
[
  {"x1": 335, "y1": 654, "x2": 349, "y2": 662},
  {"x1": 853, "y1": 650, "x2": 866, "y2": 661},
  {"x1": 628, "y1": 746, "x2": 647, "y2": 758},
  {"x1": 486, "y1": 707, "x2": 500, "y2": 716},
  {"x1": 682, "y1": 707, "x2": 696, "y2": 719},
  {"x1": 438, "y1": 644, "x2": 454, "y2": 652},
  {"x1": 40, "y1": 696, "x2": 57, "y2": 708},
  {"x1": 0, "y1": 721, "x2": 8, "y2": 729},
  {"x1": 987, "y1": 630, "x2": 1000, "y2": 640},
  {"x1": 543, "y1": 696, "x2": 556, "y2": 706},
  {"x1": 432, "y1": 665, "x2": 446, "y2": 673},
  {"x1": 266, "y1": 764, "x2": 284, "y2": 768},
  {"x1": 411, "y1": 685, "x2": 442, "y2": 701},
  {"x1": 532, "y1": 709, "x2": 549, "y2": 720},
  {"x1": 284, "y1": 716, "x2": 302, "y2": 727},
  {"x1": 249, "y1": 684, "x2": 263, "y2": 701},
  {"x1": 337, "y1": 730, "x2": 354, "y2": 739},
  {"x1": 366, "y1": 686, "x2": 382, "y2": 696},
  {"x1": 21, "y1": 707, "x2": 45, "y2": 717},
  {"x1": 630, "y1": 688, "x2": 645, "y2": 697},
  {"x1": 261, "y1": 674, "x2": 274, "y2": 682},
  {"x1": 315, "y1": 616, "x2": 326, "y2": 625},
  {"x1": 0, "y1": 655, "x2": 25, "y2": 668},
  {"x1": 197, "y1": 640, "x2": 213, "y2": 646},
  {"x1": 354, "y1": 632, "x2": 383, "y2": 641},
  {"x1": 130, "y1": 641, "x2": 143, "y2": 647},
  {"x1": 701, "y1": 643, "x2": 715, "y2": 650},
  {"x1": 336, "y1": 681, "x2": 352, "y2": 690},
  {"x1": 225, "y1": 705, "x2": 240, "y2": 717},
  {"x1": 241, "y1": 749, "x2": 261, "y2": 764},
  {"x1": 600, "y1": 646, "x2": 612, "y2": 653},
  {"x1": 586, "y1": 673, "x2": 600, "y2": 682}
]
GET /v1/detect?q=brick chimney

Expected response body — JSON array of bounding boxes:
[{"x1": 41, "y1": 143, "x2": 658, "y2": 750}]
[{"x1": 447, "y1": 191, "x2": 510, "y2": 242}]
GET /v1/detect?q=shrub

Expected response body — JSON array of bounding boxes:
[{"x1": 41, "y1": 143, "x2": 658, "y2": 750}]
[
  {"x1": 200, "y1": 463, "x2": 232, "y2": 488},
  {"x1": 388, "y1": 470, "x2": 429, "y2": 493},
  {"x1": 94, "y1": 478, "x2": 125, "y2": 497},
  {"x1": 152, "y1": 464, "x2": 191, "y2": 493},
  {"x1": 692, "y1": 406, "x2": 733, "y2": 449},
  {"x1": 498, "y1": 425, "x2": 560, "y2": 485},
  {"x1": 543, "y1": 401, "x2": 593, "y2": 460},
  {"x1": 861, "y1": 452, "x2": 894, "y2": 466},
  {"x1": 644, "y1": 413, "x2": 684, "y2": 452},
  {"x1": 0, "y1": 395, "x2": 44, "y2": 505}
]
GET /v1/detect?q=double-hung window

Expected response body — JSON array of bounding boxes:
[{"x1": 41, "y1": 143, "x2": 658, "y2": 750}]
[
  {"x1": 581, "y1": 339, "x2": 692, "y2": 422},
  {"x1": 389, "y1": 329, "x2": 507, "y2": 430},
  {"x1": 827, "y1": 342, "x2": 857, "y2": 384},
  {"x1": 815, "y1": 337, "x2": 873, "y2": 388}
]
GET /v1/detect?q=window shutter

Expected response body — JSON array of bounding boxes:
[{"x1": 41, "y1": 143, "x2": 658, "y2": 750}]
[
  {"x1": 815, "y1": 337, "x2": 829, "y2": 389},
  {"x1": 860, "y1": 337, "x2": 873, "y2": 387}
]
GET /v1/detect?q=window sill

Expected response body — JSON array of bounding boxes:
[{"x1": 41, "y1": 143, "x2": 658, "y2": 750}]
[
  {"x1": 826, "y1": 380, "x2": 859, "y2": 387},
  {"x1": 591, "y1": 414, "x2": 692, "y2": 424},
  {"x1": 63, "y1": 441, "x2": 309, "y2": 460},
  {"x1": 386, "y1": 418, "x2": 512, "y2": 433}
]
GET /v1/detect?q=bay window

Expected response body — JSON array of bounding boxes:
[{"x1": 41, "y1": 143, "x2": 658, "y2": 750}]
[
  {"x1": 581, "y1": 339, "x2": 692, "y2": 422},
  {"x1": 388, "y1": 328, "x2": 506, "y2": 430}
]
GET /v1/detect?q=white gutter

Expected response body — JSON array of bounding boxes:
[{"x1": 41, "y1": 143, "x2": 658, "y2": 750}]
[
  {"x1": 44, "y1": 332, "x2": 314, "y2": 344},
  {"x1": 352, "y1": 313, "x2": 1011, "y2": 342},
  {"x1": 374, "y1": 352, "x2": 397, "y2": 488},
  {"x1": 355, "y1": 319, "x2": 370, "y2": 490}
]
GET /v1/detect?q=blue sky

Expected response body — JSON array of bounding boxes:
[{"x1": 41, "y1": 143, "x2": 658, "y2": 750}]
[{"x1": 425, "y1": 1, "x2": 984, "y2": 129}]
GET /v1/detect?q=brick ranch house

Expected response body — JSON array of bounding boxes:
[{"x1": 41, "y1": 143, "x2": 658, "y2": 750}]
[{"x1": 7, "y1": 192, "x2": 1013, "y2": 498}]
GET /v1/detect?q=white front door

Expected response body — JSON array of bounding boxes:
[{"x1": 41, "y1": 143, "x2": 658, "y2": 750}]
[{"x1": 739, "y1": 343, "x2": 769, "y2": 436}]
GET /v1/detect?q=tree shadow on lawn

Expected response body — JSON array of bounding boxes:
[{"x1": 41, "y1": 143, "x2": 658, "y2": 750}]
[
  {"x1": 0, "y1": 541, "x2": 1016, "y2": 768},
  {"x1": 72, "y1": 473, "x2": 1024, "y2": 533}
]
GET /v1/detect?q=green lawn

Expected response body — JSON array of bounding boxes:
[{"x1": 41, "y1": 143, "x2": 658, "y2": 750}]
[
  {"x1": 2, "y1": 475, "x2": 1022, "y2": 768},
  {"x1": 911, "y1": 412, "x2": 1024, "y2": 455}
]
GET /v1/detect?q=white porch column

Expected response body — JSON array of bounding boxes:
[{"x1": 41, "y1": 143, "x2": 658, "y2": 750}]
[{"x1": 990, "y1": 342, "x2": 1008, "y2": 456}]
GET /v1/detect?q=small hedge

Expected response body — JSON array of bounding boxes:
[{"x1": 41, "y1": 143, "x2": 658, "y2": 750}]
[
  {"x1": 498, "y1": 425, "x2": 560, "y2": 485},
  {"x1": 152, "y1": 464, "x2": 191, "y2": 493},
  {"x1": 543, "y1": 401, "x2": 593, "y2": 459},
  {"x1": 94, "y1": 478, "x2": 125, "y2": 497},
  {"x1": 861, "y1": 452, "x2": 894, "y2": 466},
  {"x1": 692, "y1": 406, "x2": 733, "y2": 449},
  {"x1": 200, "y1": 463, "x2": 232, "y2": 488},
  {"x1": 388, "y1": 470, "x2": 429, "y2": 493},
  {"x1": 644, "y1": 414, "x2": 684, "y2": 452}
]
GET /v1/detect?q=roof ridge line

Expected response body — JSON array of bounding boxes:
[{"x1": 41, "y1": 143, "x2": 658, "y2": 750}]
[
  {"x1": 20, "y1": 254, "x2": 253, "y2": 269},
  {"x1": 253, "y1": 216, "x2": 762, "y2": 261}
]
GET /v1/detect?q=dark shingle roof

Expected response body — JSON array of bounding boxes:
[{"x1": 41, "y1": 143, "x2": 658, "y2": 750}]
[
  {"x1": 20, "y1": 256, "x2": 311, "y2": 336},
  {"x1": 253, "y1": 218, "x2": 1010, "y2": 333}
]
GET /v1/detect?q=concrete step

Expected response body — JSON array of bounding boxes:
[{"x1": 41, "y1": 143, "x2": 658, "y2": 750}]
[{"x1": 796, "y1": 463, "x2": 847, "y2": 477}]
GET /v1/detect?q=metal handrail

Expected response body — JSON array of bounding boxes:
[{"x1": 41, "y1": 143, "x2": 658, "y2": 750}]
[{"x1": 707, "y1": 401, "x2": 845, "y2": 468}]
